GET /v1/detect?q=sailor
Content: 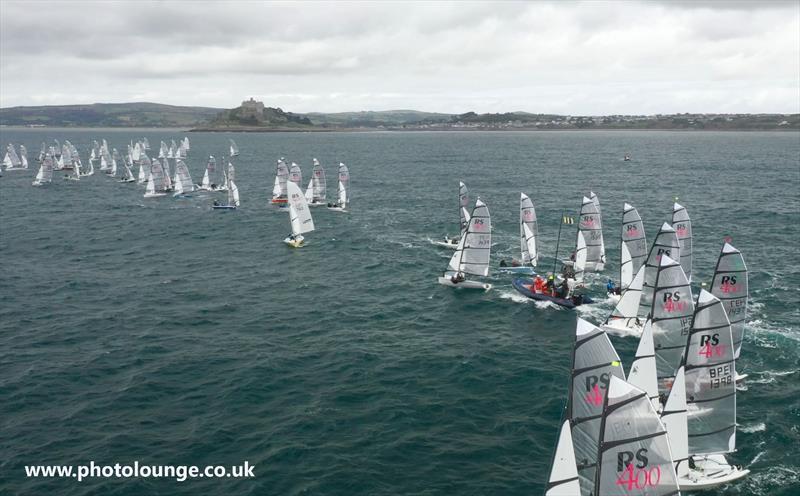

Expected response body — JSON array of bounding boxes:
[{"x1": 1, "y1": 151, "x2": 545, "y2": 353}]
[
  {"x1": 558, "y1": 279, "x2": 570, "y2": 298},
  {"x1": 500, "y1": 260, "x2": 508, "y2": 267},
  {"x1": 213, "y1": 199, "x2": 220, "y2": 206},
  {"x1": 544, "y1": 274, "x2": 555, "y2": 295},
  {"x1": 607, "y1": 279, "x2": 620, "y2": 295},
  {"x1": 511, "y1": 259, "x2": 521, "y2": 267}
]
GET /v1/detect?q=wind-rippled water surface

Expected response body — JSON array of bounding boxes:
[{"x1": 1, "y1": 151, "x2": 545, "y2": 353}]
[{"x1": 1, "y1": 129, "x2": 798, "y2": 495}]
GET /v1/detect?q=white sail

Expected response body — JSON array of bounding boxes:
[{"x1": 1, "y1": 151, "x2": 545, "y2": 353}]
[
  {"x1": 620, "y1": 241, "x2": 633, "y2": 289},
  {"x1": 272, "y1": 176, "x2": 281, "y2": 198},
  {"x1": 338, "y1": 162, "x2": 350, "y2": 204},
  {"x1": 287, "y1": 181, "x2": 315, "y2": 235},
  {"x1": 639, "y1": 223, "x2": 681, "y2": 320},
  {"x1": 459, "y1": 181, "x2": 470, "y2": 234},
  {"x1": 446, "y1": 199, "x2": 491, "y2": 277},
  {"x1": 201, "y1": 169, "x2": 211, "y2": 189},
  {"x1": 311, "y1": 158, "x2": 326, "y2": 202},
  {"x1": 19, "y1": 145, "x2": 28, "y2": 168},
  {"x1": 304, "y1": 178, "x2": 314, "y2": 203},
  {"x1": 573, "y1": 231, "x2": 587, "y2": 283},
  {"x1": 173, "y1": 159, "x2": 194, "y2": 194},
  {"x1": 32, "y1": 154, "x2": 53, "y2": 185},
  {"x1": 149, "y1": 158, "x2": 167, "y2": 192},
  {"x1": 227, "y1": 162, "x2": 235, "y2": 183},
  {"x1": 137, "y1": 161, "x2": 146, "y2": 183},
  {"x1": 683, "y1": 290, "x2": 736, "y2": 456},
  {"x1": 621, "y1": 203, "x2": 647, "y2": 280},
  {"x1": 145, "y1": 174, "x2": 157, "y2": 196},
  {"x1": 567, "y1": 318, "x2": 625, "y2": 496},
  {"x1": 229, "y1": 139, "x2": 239, "y2": 157},
  {"x1": 577, "y1": 196, "x2": 605, "y2": 271},
  {"x1": 289, "y1": 162, "x2": 302, "y2": 186},
  {"x1": 595, "y1": 377, "x2": 680, "y2": 495},
  {"x1": 228, "y1": 180, "x2": 240, "y2": 207},
  {"x1": 159, "y1": 141, "x2": 168, "y2": 159},
  {"x1": 626, "y1": 319, "x2": 660, "y2": 408},
  {"x1": 520, "y1": 192, "x2": 538, "y2": 266},
  {"x1": 605, "y1": 265, "x2": 645, "y2": 326},
  {"x1": 661, "y1": 366, "x2": 690, "y2": 480},
  {"x1": 672, "y1": 203, "x2": 693, "y2": 282},
  {"x1": 337, "y1": 181, "x2": 347, "y2": 208},
  {"x1": 710, "y1": 243, "x2": 748, "y2": 359},
  {"x1": 650, "y1": 254, "x2": 694, "y2": 393},
  {"x1": 182, "y1": 137, "x2": 190, "y2": 151},
  {"x1": 273, "y1": 159, "x2": 289, "y2": 200},
  {"x1": 142, "y1": 137, "x2": 150, "y2": 151},
  {"x1": 108, "y1": 153, "x2": 117, "y2": 176},
  {"x1": 546, "y1": 421, "x2": 581, "y2": 496}
]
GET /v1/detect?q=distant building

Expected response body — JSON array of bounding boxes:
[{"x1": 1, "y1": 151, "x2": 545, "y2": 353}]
[{"x1": 240, "y1": 97, "x2": 265, "y2": 121}]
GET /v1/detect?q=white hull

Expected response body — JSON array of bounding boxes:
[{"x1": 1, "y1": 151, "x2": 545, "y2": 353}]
[
  {"x1": 678, "y1": 457, "x2": 749, "y2": 490},
  {"x1": 4, "y1": 166, "x2": 26, "y2": 171},
  {"x1": 735, "y1": 372, "x2": 748, "y2": 383},
  {"x1": 437, "y1": 276, "x2": 491, "y2": 290},
  {"x1": 284, "y1": 237, "x2": 305, "y2": 248},
  {"x1": 144, "y1": 192, "x2": 167, "y2": 198},
  {"x1": 309, "y1": 201, "x2": 326, "y2": 207},
  {"x1": 433, "y1": 239, "x2": 459, "y2": 250},
  {"x1": 119, "y1": 178, "x2": 136, "y2": 183},
  {"x1": 327, "y1": 206, "x2": 346, "y2": 212},
  {"x1": 601, "y1": 319, "x2": 643, "y2": 337}
]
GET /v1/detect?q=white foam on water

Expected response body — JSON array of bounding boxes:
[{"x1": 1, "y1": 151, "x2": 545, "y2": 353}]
[
  {"x1": 575, "y1": 302, "x2": 609, "y2": 322},
  {"x1": 748, "y1": 369, "x2": 797, "y2": 385},
  {"x1": 741, "y1": 422, "x2": 766, "y2": 433},
  {"x1": 497, "y1": 290, "x2": 531, "y2": 304},
  {"x1": 750, "y1": 450, "x2": 767, "y2": 464}
]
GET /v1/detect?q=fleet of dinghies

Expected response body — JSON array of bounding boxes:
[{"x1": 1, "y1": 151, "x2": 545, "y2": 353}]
[
  {"x1": 428, "y1": 181, "x2": 751, "y2": 491},
  {"x1": 11, "y1": 136, "x2": 349, "y2": 249}
]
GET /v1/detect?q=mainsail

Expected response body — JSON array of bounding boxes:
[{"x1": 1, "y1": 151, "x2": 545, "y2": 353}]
[
  {"x1": 287, "y1": 181, "x2": 315, "y2": 236},
  {"x1": 228, "y1": 180, "x2": 240, "y2": 207},
  {"x1": 626, "y1": 319, "x2": 660, "y2": 408},
  {"x1": 574, "y1": 231, "x2": 588, "y2": 284},
  {"x1": 272, "y1": 159, "x2": 289, "y2": 200},
  {"x1": 311, "y1": 158, "x2": 326, "y2": 203},
  {"x1": 604, "y1": 265, "x2": 645, "y2": 329},
  {"x1": 621, "y1": 203, "x2": 647, "y2": 288},
  {"x1": 639, "y1": 223, "x2": 681, "y2": 321},
  {"x1": 682, "y1": 290, "x2": 737, "y2": 456},
  {"x1": 710, "y1": 243, "x2": 748, "y2": 359},
  {"x1": 650, "y1": 255, "x2": 694, "y2": 392},
  {"x1": 459, "y1": 181, "x2": 470, "y2": 234},
  {"x1": 577, "y1": 196, "x2": 605, "y2": 271},
  {"x1": 545, "y1": 421, "x2": 581, "y2": 496},
  {"x1": 672, "y1": 203, "x2": 693, "y2": 282},
  {"x1": 520, "y1": 193, "x2": 538, "y2": 267},
  {"x1": 173, "y1": 159, "x2": 194, "y2": 194},
  {"x1": 33, "y1": 154, "x2": 54, "y2": 185},
  {"x1": 446, "y1": 199, "x2": 491, "y2": 276},
  {"x1": 566, "y1": 318, "x2": 625, "y2": 496},
  {"x1": 289, "y1": 162, "x2": 302, "y2": 186},
  {"x1": 595, "y1": 377, "x2": 681, "y2": 495},
  {"x1": 19, "y1": 145, "x2": 28, "y2": 168}
]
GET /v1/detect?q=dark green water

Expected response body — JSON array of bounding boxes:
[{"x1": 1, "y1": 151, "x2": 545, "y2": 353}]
[{"x1": 1, "y1": 129, "x2": 798, "y2": 495}]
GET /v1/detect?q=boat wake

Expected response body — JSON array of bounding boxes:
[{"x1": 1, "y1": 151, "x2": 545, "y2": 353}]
[
  {"x1": 740, "y1": 422, "x2": 766, "y2": 434},
  {"x1": 748, "y1": 369, "x2": 797, "y2": 385},
  {"x1": 497, "y1": 290, "x2": 531, "y2": 304}
]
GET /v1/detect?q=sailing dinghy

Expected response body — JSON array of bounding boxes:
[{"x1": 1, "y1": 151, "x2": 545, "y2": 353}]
[
  {"x1": 4, "y1": 144, "x2": 24, "y2": 170},
  {"x1": 32, "y1": 154, "x2": 54, "y2": 186},
  {"x1": 602, "y1": 264, "x2": 645, "y2": 336},
  {"x1": 616, "y1": 202, "x2": 647, "y2": 294},
  {"x1": 327, "y1": 162, "x2": 350, "y2": 212},
  {"x1": 271, "y1": 159, "x2": 289, "y2": 205},
  {"x1": 143, "y1": 158, "x2": 167, "y2": 198},
  {"x1": 565, "y1": 318, "x2": 625, "y2": 495},
  {"x1": 435, "y1": 181, "x2": 470, "y2": 249},
  {"x1": 172, "y1": 159, "x2": 195, "y2": 197},
  {"x1": 437, "y1": 198, "x2": 492, "y2": 290},
  {"x1": 212, "y1": 179, "x2": 239, "y2": 210},
  {"x1": 284, "y1": 181, "x2": 315, "y2": 247},
  {"x1": 572, "y1": 195, "x2": 605, "y2": 271},
  {"x1": 500, "y1": 192, "x2": 538, "y2": 275},
  {"x1": 709, "y1": 242, "x2": 748, "y2": 382},
  {"x1": 304, "y1": 158, "x2": 326, "y2": 206},
  {"x1": 229, "y1": 139, "x2": 239, "y2": 158}
]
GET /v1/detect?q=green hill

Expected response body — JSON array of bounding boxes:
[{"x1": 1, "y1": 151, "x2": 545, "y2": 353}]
[{"x1": 0, "y1": 102, "x2": 222, "y2": 127}]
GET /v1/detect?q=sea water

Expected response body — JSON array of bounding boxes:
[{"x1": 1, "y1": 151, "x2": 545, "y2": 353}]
[{"x1": 1, "y1": 129, "x2": 798, "y2": 495}]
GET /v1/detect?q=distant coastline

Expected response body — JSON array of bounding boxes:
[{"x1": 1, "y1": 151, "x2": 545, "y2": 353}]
[{"x1": 1, "y1": 101, "x2": 797, "y2": 132}]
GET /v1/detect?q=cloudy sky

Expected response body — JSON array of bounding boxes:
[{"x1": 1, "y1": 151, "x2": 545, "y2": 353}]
[{"x1": 1, "y1": 1, "x2": 798, "y2": 114}]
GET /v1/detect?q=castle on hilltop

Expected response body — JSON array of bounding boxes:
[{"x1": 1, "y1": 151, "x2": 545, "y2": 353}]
[{"x1": 239, "y1": 97, "x2": 265, "y2": 121}]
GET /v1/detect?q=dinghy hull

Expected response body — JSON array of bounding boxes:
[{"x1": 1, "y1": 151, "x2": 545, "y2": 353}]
[
  {"x1": 437, "y1": 277, "x2": 491, "y2": 290},
  {"x1": 212, "y1": 205, "x2": 236, "y2": 210},
  {"x1": 511, "y1": 277, "x2": 592, "y2": 308}
]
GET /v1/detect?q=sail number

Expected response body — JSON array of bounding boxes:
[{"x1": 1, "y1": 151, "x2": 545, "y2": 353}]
[
  {"x1": 708, "y1": 364, "x2": 733, "y2": 389},
  {"x1": 615, "y1": 449, "x2": 661, "y2": 490}
]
